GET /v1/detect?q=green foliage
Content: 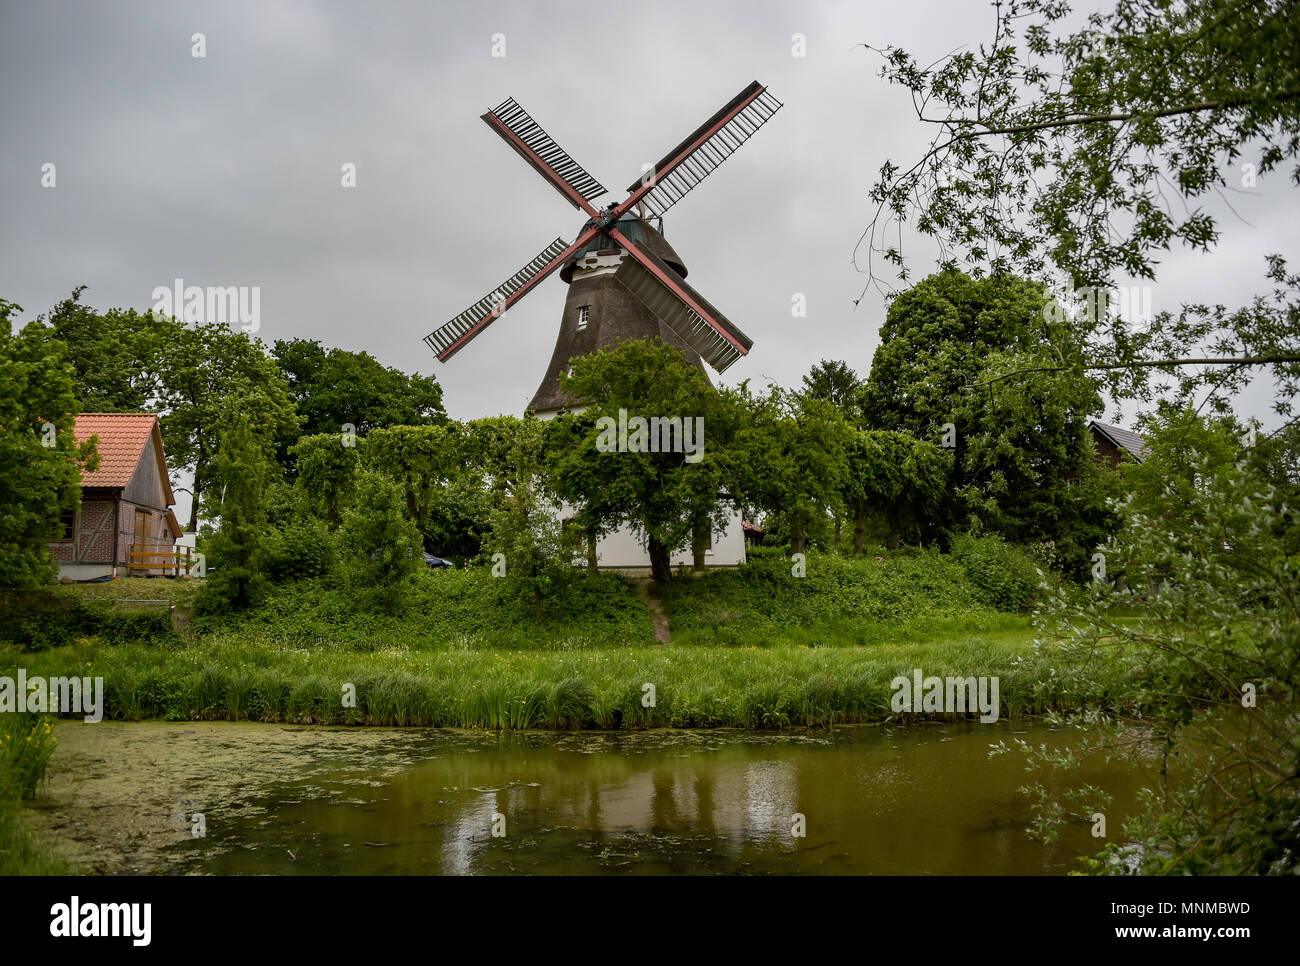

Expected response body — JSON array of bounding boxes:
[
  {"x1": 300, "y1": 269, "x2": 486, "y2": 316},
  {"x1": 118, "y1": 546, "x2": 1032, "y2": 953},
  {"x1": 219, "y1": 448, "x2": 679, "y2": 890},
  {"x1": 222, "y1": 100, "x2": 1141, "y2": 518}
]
[
  {"x1": 1034, "y1": 445, "x2": 1300, "y2": 874},
  {"x1": 5, "y1": 619, "x2": 1135, "y2": 730},
  {"x1": 158, "y1": 319, "x2": 299, "y2": 531},
  {"x1": 188, "y1": 567, "x2": 651, "y2": 650},
  {"x1": 362, "y1": 423, "x2": 463, "y2": 539},
  {"x1": 1121, "y1": 403, "x2": 1247, "y2": 531},
  {"x1": 547, "y1": 339, "x2": 739, "y2": 581},
  {"x1": 950, "y1": 534, "x2": 1044, "y2": 613},
  {"x1": 0, "y1": 712, "x2": 64, "y2": 874},
  {"x1": 40, "y1": 286, "x2": 179, "y2": 412},
  {"x1": 863, "y1": 0, "x2": 1300, "y2": 289},
  {"x1": 338, "y1": 469, "x2": 422, "y2": 614},
  {"x1": 0, "y1": 312, "x2": 99, "y2": 589},
  {"x1": 865, "y1": 2, "x2": 1300, "y2": 421},
  {"x1": 271, "y1": 338, "x2": 445, "y2": 455},
  {"x1": 0, "y1": 713, "x2": 57, "y2": 800},
  {"x1": 289, "y1": 433, "x2": 358, "y2": 527},
  {"x1": 730, "y1": 386, "x2": 853, "y2": 556},
  {"x1": 846, "y1": 429, "x2": 950, "y2": 552},
  {"x1": 264, "y1": 516, "x2": 336, "y2": 582},
  {"x1": 799, "y1": 359, "x2": 865, "y2": 424},
  {"x1": 197, "y1": 412, "x2": 276, "y2": 612},
  {"x1": 663, "y1": 549, "x2": 1023, "y2": 647},
  {"x1": 862, "y1": 268, "x2": 1113, "y2": 575},
  {"x1": 2, "y1": 589, "x2": 178, "y2": 650},
  {"x1": 481, "y1": 417, "x2": 580, "y2": 619}
]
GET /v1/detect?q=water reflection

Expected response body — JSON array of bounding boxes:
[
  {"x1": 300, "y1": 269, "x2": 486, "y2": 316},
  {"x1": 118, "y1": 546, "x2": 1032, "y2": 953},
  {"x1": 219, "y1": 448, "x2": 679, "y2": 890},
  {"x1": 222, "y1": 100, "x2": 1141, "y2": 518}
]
[{"x1": 38, "y1": 721, "x2": 1148, "y2": 875}]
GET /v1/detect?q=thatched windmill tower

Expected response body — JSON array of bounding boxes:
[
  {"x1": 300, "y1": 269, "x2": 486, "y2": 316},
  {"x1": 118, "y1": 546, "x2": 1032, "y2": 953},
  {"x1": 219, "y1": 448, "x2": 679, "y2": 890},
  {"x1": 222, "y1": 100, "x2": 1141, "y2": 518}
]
[{"x1": 425, "y1": 81, "x2": 782, "y2": 565}]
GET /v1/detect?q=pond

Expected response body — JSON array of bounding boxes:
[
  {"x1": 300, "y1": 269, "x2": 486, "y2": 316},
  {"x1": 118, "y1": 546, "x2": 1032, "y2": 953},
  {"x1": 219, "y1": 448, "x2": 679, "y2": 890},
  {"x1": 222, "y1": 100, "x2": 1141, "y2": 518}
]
[{"x1": 28, "y1": 720, "x2": 1148, "y2": 875}]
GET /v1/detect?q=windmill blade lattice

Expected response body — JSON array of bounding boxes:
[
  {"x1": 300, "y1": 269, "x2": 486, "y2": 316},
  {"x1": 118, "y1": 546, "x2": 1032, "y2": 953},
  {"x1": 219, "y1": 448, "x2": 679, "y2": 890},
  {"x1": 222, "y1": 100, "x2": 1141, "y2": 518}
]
[
  {"x1": 424, "y1": 237, "x2": 572, "y2": 360},
  {"x1": 484, "y1": 98, "x2": 607, "y2": 209},
  {"x1": 608, "y1": 228, "x2": 752, "y2": 373},
  {"x1": 623, "y1": 82, "x2": 783, "y2": 219}
]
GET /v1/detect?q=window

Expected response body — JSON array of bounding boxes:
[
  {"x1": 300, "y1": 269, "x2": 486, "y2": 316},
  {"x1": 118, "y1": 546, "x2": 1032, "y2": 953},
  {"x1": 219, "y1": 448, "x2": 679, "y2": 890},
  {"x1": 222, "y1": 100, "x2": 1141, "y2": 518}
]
[
  {"x1": 577, "y1": 305, "x2": 589, "y2": 330},
  {"x1": 58, "y1": 510, "x2": 75, "y2": 541}
]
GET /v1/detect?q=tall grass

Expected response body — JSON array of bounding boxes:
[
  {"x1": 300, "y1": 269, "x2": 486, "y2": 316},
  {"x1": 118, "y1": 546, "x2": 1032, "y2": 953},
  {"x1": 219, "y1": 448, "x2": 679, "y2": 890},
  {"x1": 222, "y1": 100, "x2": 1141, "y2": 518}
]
[
  {"x1": 0, "y1": 712, "x2": 64, "y2": 875},
  {"x1": 1, "y1": 628, "x2": 1139, "y2": 731}
]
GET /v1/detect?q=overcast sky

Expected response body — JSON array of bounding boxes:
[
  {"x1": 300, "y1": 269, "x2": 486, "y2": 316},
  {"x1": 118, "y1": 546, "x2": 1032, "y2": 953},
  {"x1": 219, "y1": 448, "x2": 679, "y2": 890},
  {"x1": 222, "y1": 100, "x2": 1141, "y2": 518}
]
[{"x1": 3, "y1": 0, "x2": 1296, "y2": 524}]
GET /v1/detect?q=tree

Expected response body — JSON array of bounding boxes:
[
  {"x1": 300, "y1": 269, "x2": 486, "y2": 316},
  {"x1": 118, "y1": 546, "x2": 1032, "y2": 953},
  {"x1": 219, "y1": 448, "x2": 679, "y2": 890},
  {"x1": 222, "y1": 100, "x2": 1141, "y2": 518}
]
[
  {"x1": 199, "y1": 408, "x2": 275, "y2": 611},
  {"x1": 860, "y1": 0, "x2": 1300, "y2": 413},
  {"x1": 362, "y1": 424, "x2": 464, "y2": 542},
  {"x1": 800, "y1": 360, "x2": 865, "y2": 424},
  {"x1": 801, "y1": 360, "x2": 867, "y2": 549},
  {"x1": 337, "y1": 469, "x2": 422, "y2": 614},
  {"x1": 1121, "y1": 403, "x2": 1247, "y2": 533},
  {"x1": 289, "y1": 432, "x2": 359, "y2": 528},
  {"x1": 862, "y1": 268, "x2": 1110, "y2": 573},
  {"x1": 480, "y1": 420, "x2": 579, "y2": 619},
  {"x1": 39, "y1": 287, "x2": 180, "y2": 413},
  {"x1": 545, "y1": 339, "x2": 737, "y2": 583},
  {"x1": 271, "y1": 338, "x2": 445, "y2": 467},
  {"x1": 731, "y1": 386, "x2": 853, "y2": 556},
  {"x1": 1029, "y1": 436, "x2": 1299, "y2": 874},
  {"x1": 0, "y1": 310, "x2": 99, "y2": 588},
  {"x1": 867, "y1": 2, "x2": 1300, "y2": 869},
  {"x1": 845, "y1": 430, "x2": 950, "y2": 553},
  {"x1": 159, "y1": 321, "x2": 299, "y2": 531}
]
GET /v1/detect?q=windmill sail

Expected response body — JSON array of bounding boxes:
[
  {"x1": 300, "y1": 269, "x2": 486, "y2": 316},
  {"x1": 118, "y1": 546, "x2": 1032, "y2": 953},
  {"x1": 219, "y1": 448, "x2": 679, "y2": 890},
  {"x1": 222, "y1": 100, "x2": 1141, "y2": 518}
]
[
  {"x1": 424, "y1": 237, "x2": 572, "y2": 361},
  {"x1": 623, "y1": 81, "x2": 782, "y2": 219},
  {"x1": 610, "y1": 233, "x2": 752, "y2": 373},
  {"x1": 483, "y1": 98, "x2": 607, "y2": 210}
]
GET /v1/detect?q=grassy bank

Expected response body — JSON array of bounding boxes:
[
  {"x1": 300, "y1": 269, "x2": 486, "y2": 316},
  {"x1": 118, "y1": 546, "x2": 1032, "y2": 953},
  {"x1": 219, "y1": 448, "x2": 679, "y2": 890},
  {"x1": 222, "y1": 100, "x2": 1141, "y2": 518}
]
[
  {"x1": 2, "y1": 622, "x2": 1138, "y2": 729},
  {"x1": 664, "y1": 549, "x2": 1029, "y2": 646},
  {"x1": 19, "y1": 549, "x2": 1035, "y2": 651},
  {"x1": 0, "y1": 546, "x2": 1124, "y2": 730}
]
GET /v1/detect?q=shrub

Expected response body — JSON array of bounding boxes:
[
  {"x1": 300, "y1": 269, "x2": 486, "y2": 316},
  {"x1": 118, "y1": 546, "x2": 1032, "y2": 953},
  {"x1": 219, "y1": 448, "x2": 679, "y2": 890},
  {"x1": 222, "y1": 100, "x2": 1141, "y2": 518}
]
[
  {"x1": 0, "y1": 712, "x2": 57, "y2": 800},
  {"x1": 0, "y1": 598, "x2": 174, "y2": 650},
  {"x1": 950, "y1": 533, "x2": 1043, "y2": 612},
  {"x1": 264, "y1": 518, "x2": 336, "y2": 581}
]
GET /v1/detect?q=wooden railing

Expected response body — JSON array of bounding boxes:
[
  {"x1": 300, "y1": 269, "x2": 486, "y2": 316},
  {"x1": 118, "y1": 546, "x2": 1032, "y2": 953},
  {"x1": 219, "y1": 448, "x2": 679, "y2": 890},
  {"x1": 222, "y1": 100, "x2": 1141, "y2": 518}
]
[{"x1": 127, "y1": 545, "x2": 198, "y2": 577}]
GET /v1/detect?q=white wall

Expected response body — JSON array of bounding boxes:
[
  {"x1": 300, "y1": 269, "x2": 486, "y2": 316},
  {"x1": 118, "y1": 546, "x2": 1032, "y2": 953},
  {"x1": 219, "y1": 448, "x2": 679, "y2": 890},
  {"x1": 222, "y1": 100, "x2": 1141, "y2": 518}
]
[{"x1": 567, "y1": 505, "x2": 747, "y2": 568}]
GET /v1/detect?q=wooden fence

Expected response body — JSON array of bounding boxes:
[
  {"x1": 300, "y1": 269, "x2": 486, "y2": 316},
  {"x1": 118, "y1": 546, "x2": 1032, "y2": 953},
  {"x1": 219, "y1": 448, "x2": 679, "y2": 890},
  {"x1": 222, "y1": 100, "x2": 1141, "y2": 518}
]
[{"x1": 127, "y1": 545, "x2": 199, "y2": 577}]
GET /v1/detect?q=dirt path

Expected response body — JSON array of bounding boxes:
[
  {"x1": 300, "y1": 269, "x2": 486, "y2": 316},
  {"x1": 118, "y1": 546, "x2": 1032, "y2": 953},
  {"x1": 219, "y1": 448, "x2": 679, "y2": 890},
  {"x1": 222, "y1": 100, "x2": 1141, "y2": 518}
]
[{"x1": 631, "y1": 578, "x2": 671, "y2": 645}]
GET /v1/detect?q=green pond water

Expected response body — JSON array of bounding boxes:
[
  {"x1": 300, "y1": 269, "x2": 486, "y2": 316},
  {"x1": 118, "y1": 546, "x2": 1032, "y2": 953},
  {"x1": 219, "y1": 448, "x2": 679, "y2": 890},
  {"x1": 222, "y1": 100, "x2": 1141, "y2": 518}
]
[{"x1": 30, "y1": 720, "x2": 1149, "y2": 875}]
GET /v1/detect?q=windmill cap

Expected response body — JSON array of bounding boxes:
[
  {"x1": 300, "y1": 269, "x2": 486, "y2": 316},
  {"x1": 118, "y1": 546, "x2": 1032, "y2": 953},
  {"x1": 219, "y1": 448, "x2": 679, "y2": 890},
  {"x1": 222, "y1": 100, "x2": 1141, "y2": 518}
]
[{"x1": 560, "y1": 212, "x2": 687, "y2": 283}]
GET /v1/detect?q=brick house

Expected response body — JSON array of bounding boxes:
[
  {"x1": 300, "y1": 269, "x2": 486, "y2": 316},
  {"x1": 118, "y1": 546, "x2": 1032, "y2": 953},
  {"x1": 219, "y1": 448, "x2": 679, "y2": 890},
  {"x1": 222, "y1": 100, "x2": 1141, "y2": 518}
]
[{"x1": 49, "y1": 413, "x2": 183, "y2": 580}]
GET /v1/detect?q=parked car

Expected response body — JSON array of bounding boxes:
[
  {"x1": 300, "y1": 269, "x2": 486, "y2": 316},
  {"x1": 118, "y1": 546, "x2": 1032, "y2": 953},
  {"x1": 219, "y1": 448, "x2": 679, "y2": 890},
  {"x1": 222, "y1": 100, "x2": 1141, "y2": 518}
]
[{"x1": 422, "y1": 553, "x2": 455, "y2": 569}]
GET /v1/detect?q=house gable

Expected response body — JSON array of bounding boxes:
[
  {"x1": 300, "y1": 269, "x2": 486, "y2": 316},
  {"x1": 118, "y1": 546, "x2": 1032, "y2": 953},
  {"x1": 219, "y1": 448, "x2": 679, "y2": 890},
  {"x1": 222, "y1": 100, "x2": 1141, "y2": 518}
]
[{"x1": 123, "y1": 430, "x2": 175, "y2": 511}]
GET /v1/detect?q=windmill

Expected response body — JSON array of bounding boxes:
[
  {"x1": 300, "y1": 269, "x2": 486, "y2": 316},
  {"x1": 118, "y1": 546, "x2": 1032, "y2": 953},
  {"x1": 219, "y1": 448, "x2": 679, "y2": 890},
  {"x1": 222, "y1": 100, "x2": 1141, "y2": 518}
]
[{"x1": 424, "y1": 80, "x2": 782, "y2": 413}]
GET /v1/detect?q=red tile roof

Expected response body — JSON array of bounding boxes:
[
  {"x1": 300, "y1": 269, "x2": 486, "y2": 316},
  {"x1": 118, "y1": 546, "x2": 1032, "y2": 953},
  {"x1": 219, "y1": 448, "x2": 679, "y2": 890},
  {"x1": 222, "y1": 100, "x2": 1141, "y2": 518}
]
[{"x1": 73, "y1": 413, "x2": 175, "y2": 504}]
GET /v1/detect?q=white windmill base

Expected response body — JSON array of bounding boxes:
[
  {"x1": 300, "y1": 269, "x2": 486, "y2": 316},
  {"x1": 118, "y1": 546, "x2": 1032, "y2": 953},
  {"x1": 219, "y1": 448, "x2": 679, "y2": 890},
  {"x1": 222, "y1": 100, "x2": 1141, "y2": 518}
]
[{"x1": 556, "y1": 504, "x2": 748, "y2": 570}]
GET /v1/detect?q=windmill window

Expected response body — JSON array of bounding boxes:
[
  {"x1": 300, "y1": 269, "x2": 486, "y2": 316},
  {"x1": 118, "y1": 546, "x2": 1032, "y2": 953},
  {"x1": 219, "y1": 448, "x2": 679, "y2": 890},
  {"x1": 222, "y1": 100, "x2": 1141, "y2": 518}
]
[{"x1": 577, "y1": 305, "x2": 589, "y2": 330}]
